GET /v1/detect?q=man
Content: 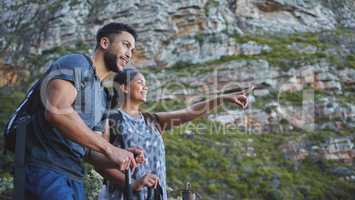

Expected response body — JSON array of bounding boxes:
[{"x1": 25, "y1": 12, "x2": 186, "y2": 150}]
[{"x1": 24, "y1": 23, "x2": 142, "y2": 199}]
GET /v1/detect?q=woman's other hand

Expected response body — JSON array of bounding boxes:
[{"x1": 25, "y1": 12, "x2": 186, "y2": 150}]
[{"x1": 132, "y1": 173, "x2": 160, "y2": 191}]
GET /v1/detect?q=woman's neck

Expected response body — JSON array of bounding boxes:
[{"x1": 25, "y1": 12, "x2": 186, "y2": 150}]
[{"x1": 120, "y1": 100, "x2": 141, "y2": 118}]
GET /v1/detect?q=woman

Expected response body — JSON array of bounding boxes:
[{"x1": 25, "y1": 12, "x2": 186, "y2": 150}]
[{"x1": 97, "y1": 68, "x2": 249, "y2": 200}]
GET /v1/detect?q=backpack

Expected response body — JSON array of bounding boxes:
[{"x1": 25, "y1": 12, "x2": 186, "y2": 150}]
[
  {"x1": 3, "y1": 54, "x2": 93, "y2": 153},
  {"x1": 3, "y1": 80, "x2": 42, "y2": 200},
  {"x1": 3, "y1": 80, "x2": 42, "y2": 153}
]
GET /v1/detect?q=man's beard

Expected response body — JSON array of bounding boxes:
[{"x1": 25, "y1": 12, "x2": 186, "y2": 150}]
[{"x1": 103, "y1": 48, "x2": 121, "y2": 73}]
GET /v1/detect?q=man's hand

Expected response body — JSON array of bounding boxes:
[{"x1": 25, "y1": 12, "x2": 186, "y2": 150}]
[
  {"x1": 105, "y1": 145, "x2": 137, "y2": 171},
  {"x1": 127, "y1": 147, "x2": 145, "y2": 164},
  {"x1": 132, "y1": 173, "x2": 160, "y2": 192}
]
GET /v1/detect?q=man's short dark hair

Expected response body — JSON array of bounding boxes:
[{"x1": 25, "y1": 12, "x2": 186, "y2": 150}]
[{"x1": 96, "y1": 22, "x2": 137, "y2": 49}]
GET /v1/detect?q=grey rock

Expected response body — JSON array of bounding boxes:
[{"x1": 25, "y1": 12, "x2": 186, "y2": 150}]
[
  {"x1": 1, "y1": 0, "x2": 355, "y2": 70},
  {"x1": 239, "y1": 41, "x2": 272, "y2": 56},
  {"x1": 317, "y1": 72, "x2": 338, "y2": 81},
  {"x1": 323, "y1": 81, "x2": 342, "y2": 91},
  {"x1": 338, "y1": 69, "x2": 355, "y2": 83},
  {"x1": 235, "y1": 0, "x2": 338, "y2": 34},
  {"x1": 253, "y1": 89, "x2": 270, "y2": 97},
  {"x1": 287, "y1": 43, "x2": 318, "y2": 54},
  {"x1": 332, "y1": 167, "x2": 353, "y2": 177}
]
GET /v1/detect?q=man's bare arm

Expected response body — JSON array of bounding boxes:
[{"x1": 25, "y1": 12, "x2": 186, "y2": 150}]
[{"x1": 44, "y1": 79, "x2": 136, "y2": 170}]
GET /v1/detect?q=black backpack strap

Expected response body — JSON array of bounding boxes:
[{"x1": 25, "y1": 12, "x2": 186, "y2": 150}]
[{"x1": 14, "y1": 118, "x2": 30, "y2": 200}]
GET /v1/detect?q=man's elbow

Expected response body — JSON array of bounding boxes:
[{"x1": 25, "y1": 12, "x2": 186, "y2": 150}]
[
  {"x1": 44, "y1": 110, "x2": 61, "y2": 125},
  {"x1": 44, "y1": 105, "x2": 75, "y2": 124}
]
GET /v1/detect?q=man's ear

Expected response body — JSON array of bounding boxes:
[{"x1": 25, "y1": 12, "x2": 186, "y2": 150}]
[{"x1": 99, "y1": 37, "x2": 110, "y2": 50}]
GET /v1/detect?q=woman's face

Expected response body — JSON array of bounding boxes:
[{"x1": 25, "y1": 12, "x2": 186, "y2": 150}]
[{"x1": 127, "y1": 73, "x2": 148, "y2": 103}]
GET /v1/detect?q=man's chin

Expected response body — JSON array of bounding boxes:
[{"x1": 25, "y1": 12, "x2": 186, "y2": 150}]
[{"x1": 116, "y1": 65, "x2": 124, "y2": 72}]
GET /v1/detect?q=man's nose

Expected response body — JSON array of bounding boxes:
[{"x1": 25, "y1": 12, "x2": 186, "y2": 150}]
[{"x1": 126, "y1": 50, "x2": 132, "y2": 60}]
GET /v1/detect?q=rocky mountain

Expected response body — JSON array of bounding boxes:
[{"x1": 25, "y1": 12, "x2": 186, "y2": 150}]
[
  {"x1": 1, "y1": 0, "x2": 355, "y2": 199},
  {"x1": 1, "y1": 0, "x2": 355, "y2": 80}
]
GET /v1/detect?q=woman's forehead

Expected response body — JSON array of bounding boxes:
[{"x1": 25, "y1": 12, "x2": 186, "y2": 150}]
[{"x1": 133, "y1": 73, "x2": 145, "y2": 81}]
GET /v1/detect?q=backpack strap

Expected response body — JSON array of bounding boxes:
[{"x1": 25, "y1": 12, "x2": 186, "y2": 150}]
[{"x1": 14, "y1": 116, "x2": 31, "y2": 200}]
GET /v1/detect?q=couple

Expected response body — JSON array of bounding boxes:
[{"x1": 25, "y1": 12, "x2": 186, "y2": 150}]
[
  {"x1": 96, "y1": 67, "x2": 249, "y2": 200},
  {"x1": 21, "y1": 21, "x2": 248, "y2": 200}
]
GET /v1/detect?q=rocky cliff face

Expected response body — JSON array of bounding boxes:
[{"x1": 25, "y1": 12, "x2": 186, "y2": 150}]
[{"x1": 1, "y1": 0, "x2": 355, "y2": 75}]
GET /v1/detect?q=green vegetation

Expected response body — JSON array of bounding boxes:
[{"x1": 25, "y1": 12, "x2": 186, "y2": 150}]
[
  {"x1": 347, "y1": 54, "x2": 355, "y2": 69},
  {"x1": 164, "y1": 121, "x2": 355, "y2": 199},
  {"x1": 278, "y1": 90, "x2": 304, "y2": 106},
  {"x1": 0, "y1": 87, "x2": 25, "y2": 198},
  {"x1": 233, "y1": 32, "x2": 328, "y2": 69},
  {"x1": 251, "y1": 92, "x2": 278, "y2": 108},
  {"x1": 333, "y1": 27, "x2": 355, "y2": 38},
  {"x1": 194, "y1": 33, "x2": 205, "y2": 46},
  {"x1": 0, "y1": 88, "x2": 25, "y2": 135},
  {"x1": 234, "y1": 32, "x2": 327, "y2": 49},
  {"x1": 206, "y1": 54, "x2": 256, "y2": 65}
]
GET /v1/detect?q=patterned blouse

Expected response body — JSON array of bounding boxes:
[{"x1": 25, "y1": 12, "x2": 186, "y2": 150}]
[{"x1": 103, "y1": 109, "x2": 167, "y2": 200}]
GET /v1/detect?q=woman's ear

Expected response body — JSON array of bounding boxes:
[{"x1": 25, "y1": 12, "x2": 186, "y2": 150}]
[{"x1": 120, "y1": 84, "x2": 129, "y2": 94}]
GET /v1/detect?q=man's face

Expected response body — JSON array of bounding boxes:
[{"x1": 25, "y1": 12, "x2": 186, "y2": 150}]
[{"x1": 103, "y1": 31, "x2": 136, "y2": 73}]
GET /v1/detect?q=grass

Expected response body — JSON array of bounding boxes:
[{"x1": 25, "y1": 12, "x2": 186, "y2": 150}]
[
  {"x1": 278, "y1": 90, "x2": 304, "y2": 106},
  {"x1": 234, "y1": 32, "x2": 326, "y2": 50}
]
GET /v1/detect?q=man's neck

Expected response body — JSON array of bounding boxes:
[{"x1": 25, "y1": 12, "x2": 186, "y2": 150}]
[
  {"x1": 120, "y1": 100, "x2": 140, "y2": 118},
  {"x1": 92, "y1": 51, "x2": 110, "y2": 81}
]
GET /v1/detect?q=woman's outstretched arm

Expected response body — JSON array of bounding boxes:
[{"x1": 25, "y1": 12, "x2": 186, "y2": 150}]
[{"x1": 155, "y1": 92, "x2": 249, "y2": 132}]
